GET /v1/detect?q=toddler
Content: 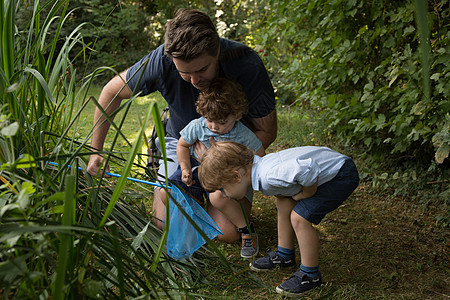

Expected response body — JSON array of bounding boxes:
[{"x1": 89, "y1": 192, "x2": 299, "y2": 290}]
[
  {"x1": 198, "y1": 141, "x2": 359, "y2": 297},
  {"x1": 161, "y1": 78, "x2": 264, "y2": 258}
]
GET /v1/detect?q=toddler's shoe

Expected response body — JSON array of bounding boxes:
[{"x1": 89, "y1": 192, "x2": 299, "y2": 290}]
[
  {"x1": 240, "y1": 234, "x2": 259, "y2": 258},
  {"x1": 275, "y1": 271, "x2": 323, "y2": 297},
  {"x1": 249, "y1": 248, "x2": 296, "y2": 271}
]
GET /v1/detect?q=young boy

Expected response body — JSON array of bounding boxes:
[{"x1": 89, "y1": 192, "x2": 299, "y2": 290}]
[
  {"x1": 161, "y1": 77, "x2": 264, "y2": 258},
  {"x1": 198, "y1": 141, "x2": 359, "y2": 297}
]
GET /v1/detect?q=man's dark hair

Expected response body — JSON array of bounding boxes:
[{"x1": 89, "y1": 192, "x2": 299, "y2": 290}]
[{"x1": 164, "y1": 9, "x2": 220, "y2": 60}]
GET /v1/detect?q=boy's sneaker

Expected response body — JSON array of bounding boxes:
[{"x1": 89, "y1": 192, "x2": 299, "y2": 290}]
[
  {"x1": 240, "y1": 234, "x2": 259, "y2": 258},
  {"x1": 249, "y1": 248, "x2": 296, "y2": 271},
  {"x1": 275, "y1": 271, "x2": 323, "y2": 297}
]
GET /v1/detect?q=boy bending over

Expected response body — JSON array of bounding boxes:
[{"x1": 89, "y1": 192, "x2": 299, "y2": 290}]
[
  {"x1": 198, "y1": 141, "x2": 359, "y2": 297},
  {"x1": 160, "y1": 78, "x2": 264, "y2": 258}
]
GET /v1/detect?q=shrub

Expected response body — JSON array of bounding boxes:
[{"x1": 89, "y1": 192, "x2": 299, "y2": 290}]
[{"x1": 256, "y1": 0, "x2": 449, "y2": 166}]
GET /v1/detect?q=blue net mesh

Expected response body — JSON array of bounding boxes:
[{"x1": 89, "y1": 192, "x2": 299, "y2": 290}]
[{"x1": 166, "y1": 185, "x2": 222, "y2": 259}]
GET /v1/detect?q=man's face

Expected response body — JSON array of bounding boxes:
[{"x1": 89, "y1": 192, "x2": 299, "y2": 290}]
[{"x1": 172, "y1": 51, "x2": 219, "y2": 91}]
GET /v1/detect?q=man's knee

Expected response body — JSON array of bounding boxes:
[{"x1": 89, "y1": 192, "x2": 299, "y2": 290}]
[
  {"x1": 151, "y1": 188, "x2": 168, "y2": 230},
  {"x1": 208, "y1": 191, "x2": 226, "y2": 209},
  {"x1": 157, "y1": 188, "x2": 169, "y2": 205},
  {"x1": 217, "y1": 226, "x2": 240, "y2": 243}
]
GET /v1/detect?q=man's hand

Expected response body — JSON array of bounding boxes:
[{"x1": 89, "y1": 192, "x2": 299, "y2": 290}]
[
  {"x1": 87, "y1": 154, "x2": 111, "y2": 178},
  {"x1": 194, "y1": 137, "x2": 216, "y2": 161}
]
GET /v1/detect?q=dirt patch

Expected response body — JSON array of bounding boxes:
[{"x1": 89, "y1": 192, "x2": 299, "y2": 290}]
[
  {"x1": 316, "y1": 183, "x2": 449, "y2": 299},
  {"x1": 204, "y1": 182, "x2": 449, "y2": 299}
]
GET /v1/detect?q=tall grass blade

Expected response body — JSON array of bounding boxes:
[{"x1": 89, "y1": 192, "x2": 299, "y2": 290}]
[
  {"x1": 53, "y1": 174, "x2": 76, "y2": 300},
  {"x1": 43, "y1": 1, "x2": 69, "y2": 78},
  {"x1": 99, "y1": 102, "x2": 155, "y2": 227},
  {"x1": 110, "y1": 226, "x2": 125, "y2": 299},
  {"x1": 1, "y1": 0, "x2": 14, "y2": 81},
  {"x1": 150, "y1": 104, "x2": 169, "y2": 273},
  {"x1": 23, "y1": 67, "x2": 56, "y2": 105}
]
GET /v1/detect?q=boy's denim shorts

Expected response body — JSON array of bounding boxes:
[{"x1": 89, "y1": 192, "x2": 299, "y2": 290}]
[
  {"x1": 169, "y1": 156, "x2": 253, "y2": 204},
  {"x1": 293, "y1": 158, "x2": 359, "y2": 225}
]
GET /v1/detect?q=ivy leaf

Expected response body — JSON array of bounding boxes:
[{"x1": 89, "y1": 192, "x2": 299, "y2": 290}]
[
  {"x1": 432, "y1": 116, "x2": 450, "y2": 164},
  {"x1": 374, "y1": 114, "x2": 386, "y2": 131},
  {"x1": 364, "y1": 81, "x2": 374, "y2": 91},
  {"x1": 435, "y1": 144, "x2": 449, "y2": 164},
  {"x1": 430, "y1": 73, "x2": 440, "y2": 80},
  {"x1": 358, "y1": 25, "x2": 368, "y2": 35},
  {"x1": 403, "y1": 25, "x2": 415, "y2": 36},
  {"x1": 310, "y1": 38, "x2": 322, "y2": 49},
  {"x1": 307, "y1": 2, "x2": 316, "y2": 10}
]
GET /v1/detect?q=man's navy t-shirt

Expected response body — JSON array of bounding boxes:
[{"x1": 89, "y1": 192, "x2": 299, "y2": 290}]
[{"x1": 126, "y1": 38, "x2": 275, "y2": 139}]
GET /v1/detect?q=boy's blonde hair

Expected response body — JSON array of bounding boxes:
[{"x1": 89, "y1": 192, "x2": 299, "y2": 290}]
[
  {"x1": 198, "y1": 141, "x2": 254, "y2": 192},
  {"x1": 196, "y1": 78, "x2": 248, "y2": 121}
]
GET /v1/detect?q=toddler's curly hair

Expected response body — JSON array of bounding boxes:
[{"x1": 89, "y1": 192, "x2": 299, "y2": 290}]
[{"x1": 196, "y1": 78, "x2": 248, "y2": 121}]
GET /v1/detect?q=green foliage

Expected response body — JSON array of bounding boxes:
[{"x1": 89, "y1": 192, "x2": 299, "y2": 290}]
[
  {"x1": 1, "y1": 1, "x2": 233, "y2": 298},
  {"x1": 67, "y1": 0, "x2": 161, "y2": 76},
  {"x1": 213, "y1": 0, "x2": 263, "y2": 42},
  {"x1": 14, "y1": 0, "x2": 161, "y2": 83},
  {"x1": 255, "y1": 0, "x2": 449, "y2": 166}
]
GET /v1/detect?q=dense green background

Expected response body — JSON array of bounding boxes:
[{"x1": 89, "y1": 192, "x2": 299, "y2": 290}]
[{"x1": 15, "y1": 0, "x2": 449, "y2": 168}]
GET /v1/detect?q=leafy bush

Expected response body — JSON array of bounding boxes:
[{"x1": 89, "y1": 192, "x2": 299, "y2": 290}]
[{"x1": 256, "y1": 0, "x2": 449, "y2": 166}]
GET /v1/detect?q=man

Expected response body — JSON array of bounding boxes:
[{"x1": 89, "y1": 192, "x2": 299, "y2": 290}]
[{"x1": 87, "y1": 8, "x2": 277, "y2": 244}]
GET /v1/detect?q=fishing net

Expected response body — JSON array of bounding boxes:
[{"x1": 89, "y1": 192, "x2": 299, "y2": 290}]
[{"x1": 166, "y1": 185, "x2": 222, "y2": 259}]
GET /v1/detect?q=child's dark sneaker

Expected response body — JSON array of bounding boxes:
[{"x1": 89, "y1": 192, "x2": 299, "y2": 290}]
[
  {"x1": 275, "y1": 271, "x2": 323, "y2": 297},
  {"x1": 249, "y1": 248, "x2": 296, "y2": 271},
  {"x1": 240, "y1": 234, "x2": 259, "y2": 258}
]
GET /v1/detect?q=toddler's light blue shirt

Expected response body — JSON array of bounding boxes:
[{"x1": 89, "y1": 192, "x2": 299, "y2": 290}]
[
  {"x1": 251, "y1": 146, "x2": 349, "y2": 197},
  {"x1": 181, "y1": 117, "x2": 262, "y2": 159}
]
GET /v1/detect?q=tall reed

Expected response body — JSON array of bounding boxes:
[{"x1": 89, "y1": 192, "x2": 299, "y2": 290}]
[{"x1": 0, "y1": 1, "x2": 229, "y2": 298}]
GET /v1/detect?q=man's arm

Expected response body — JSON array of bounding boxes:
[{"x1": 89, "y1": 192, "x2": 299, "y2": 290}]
[
  {"x1": 87, "y1": 69, "x2": 132, "y2": 176},
  {"x1": 250, "y1": 109, "x2": 277, "y2": 150}
]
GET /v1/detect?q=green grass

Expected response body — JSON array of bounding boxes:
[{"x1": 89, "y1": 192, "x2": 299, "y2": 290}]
[{"x1": 72, "y1": 85, "x2": 167, "y2": 173}]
